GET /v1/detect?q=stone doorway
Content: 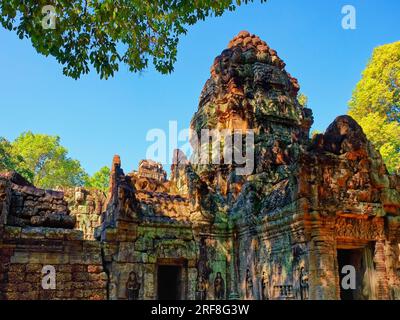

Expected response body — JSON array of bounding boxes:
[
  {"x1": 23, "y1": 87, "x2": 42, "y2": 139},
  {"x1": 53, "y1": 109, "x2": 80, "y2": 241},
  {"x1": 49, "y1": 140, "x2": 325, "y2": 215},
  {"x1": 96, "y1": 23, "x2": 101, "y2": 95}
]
[
  {"x1": 157, "y1": 265, "x2": 182, "y2": 300},
  {"x1": 338, "y1": 248, "x2": 362, "y2": 300},
  {"x1": 337, "y1": 243, "x2": 376, "y2": 300}
]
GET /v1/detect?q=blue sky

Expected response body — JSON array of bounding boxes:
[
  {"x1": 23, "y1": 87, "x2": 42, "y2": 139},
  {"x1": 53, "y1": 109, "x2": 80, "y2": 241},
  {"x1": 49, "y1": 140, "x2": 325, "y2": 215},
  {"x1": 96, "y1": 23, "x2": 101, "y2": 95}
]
[{"x1": 1, "y1": 0, "x2": 399, "y2": 175}]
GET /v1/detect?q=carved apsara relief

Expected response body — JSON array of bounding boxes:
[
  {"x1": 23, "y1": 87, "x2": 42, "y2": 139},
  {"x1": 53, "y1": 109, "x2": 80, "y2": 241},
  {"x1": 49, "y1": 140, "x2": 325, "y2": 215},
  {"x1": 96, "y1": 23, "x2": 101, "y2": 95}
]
[
  {"x1": 214, "y1": 272, "x2": 225, "y2": 300},
  {"x1": 126, "y1": 271, "x2": 141, "y2": 300}
]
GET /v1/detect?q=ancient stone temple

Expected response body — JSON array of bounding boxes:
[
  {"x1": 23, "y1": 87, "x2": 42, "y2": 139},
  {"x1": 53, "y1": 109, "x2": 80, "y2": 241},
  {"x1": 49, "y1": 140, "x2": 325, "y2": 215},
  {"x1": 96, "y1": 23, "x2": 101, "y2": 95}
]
[{"x1": 1, "y1": 31, "x2": 400, "y2": 300}]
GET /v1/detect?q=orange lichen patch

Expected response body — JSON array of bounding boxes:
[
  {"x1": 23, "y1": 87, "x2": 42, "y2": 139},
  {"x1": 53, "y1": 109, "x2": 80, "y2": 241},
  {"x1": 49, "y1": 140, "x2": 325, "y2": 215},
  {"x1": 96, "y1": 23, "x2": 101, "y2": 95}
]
[
  {"x1": 358, "y1": 158, "x2": 370, "y2": 171},
  {"x1": 384, "y1": 204, "x2": 399, "y2": 215},
  {"x1": 301, "y1": 199, "x2": 310, "y2": 212},
  {"x1": 357, "y1": 190, "x2": 371, "y2": 202},
  {"x1": 318, "y1": 186, "x2": 331, "y2": 200},
  {"x1": 357, "y1": 190, "x2": 372, "y2": 202},
  {"x1": 336, "y1": 175, "x2": 349, "y2": 188},
  {"x1": 297, "y1": 177, "x2": 310, "y2": 197},
  {"x1": 112, "y1": 154, "x2": 121, "y2": 168},
  {"x1": 346, "y1": 149, "x2": 368, "y2": 161},
  {"x1": 275, "y1": 153, "x2": 286, "y2": 165}
]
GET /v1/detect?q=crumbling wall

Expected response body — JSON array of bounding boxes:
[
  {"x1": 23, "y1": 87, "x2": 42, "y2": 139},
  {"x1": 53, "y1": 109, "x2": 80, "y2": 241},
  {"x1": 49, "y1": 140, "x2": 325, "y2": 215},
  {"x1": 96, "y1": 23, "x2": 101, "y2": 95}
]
[
  {"x1": 0, "y1": 172, "x2": 75, "y2": 229},
  {"x1": 102, "y1": 223, "x2": 199, "y2": 300},
  {"x1": 0, "y1": 173, "x2": 107, "y2": 300},
  {"x1": 0, "y1": 226, "x2": 106, "y2": 300},
  {"x1": 64, "y1": 187, "x2": 106, "y2": 240}
]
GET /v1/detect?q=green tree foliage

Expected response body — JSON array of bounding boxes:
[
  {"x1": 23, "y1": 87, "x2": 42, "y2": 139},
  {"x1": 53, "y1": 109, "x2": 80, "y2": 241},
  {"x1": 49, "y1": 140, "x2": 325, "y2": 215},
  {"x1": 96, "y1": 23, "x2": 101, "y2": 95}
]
[
  {"x1": 0, "y1": 0, "x2": 266, "y2": 79},
  {"x1": 298, "y1": 93, "x2": 308, "y2": 108},
  {"x1": 0, "y1": 137, "x2": 15, "y2": 171},
  {"x1": 348, "y1": 41, "x2": 400, "y2": 173},
  {"x1": 0, "y1": 137, "x2": 34, "y2": 180},
  {"x1": 84, "y1": 166, "x2": 110, "y2": 192},
  {"x1": 3, "y1": 132, "x2": 87, "y2": 189}
]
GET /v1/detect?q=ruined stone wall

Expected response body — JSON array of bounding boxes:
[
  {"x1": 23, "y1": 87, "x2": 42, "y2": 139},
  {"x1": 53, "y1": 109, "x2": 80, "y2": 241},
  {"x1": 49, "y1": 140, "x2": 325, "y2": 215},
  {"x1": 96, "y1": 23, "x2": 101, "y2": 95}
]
[
  {"x1": 0, "y1": 226, "x2": 106, "y2": 300},
  {"x1": 101, "y1": 222, "x2": 199, "y2": 300},
  {"x1": 0, "y1": 172, "x2": 75, "y2": 229},
  {"x1": 97, "y1": 156, "x2": 235, "y2": 301},
  {"x1": 63, "y1": 187, "x2": 106, "y2": 240},
  {"x1": 101, "y1": 224, "x2": 233, "y2": 301},
  {"x1": 0, "y1": 173, "x2": 107, "y2": 300}
]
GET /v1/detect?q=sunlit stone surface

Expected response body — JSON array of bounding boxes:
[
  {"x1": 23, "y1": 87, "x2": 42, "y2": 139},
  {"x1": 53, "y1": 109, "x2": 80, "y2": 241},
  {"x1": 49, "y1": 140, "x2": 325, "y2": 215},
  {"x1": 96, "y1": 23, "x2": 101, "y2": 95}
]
[{"x1": 1, "y1": 32, "x2": 399, "y2": 300}]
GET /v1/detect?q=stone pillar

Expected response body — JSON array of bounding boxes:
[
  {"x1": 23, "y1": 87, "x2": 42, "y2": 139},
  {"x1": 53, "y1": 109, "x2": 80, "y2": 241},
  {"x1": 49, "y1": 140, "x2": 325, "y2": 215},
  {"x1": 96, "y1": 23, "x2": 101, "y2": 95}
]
[
  {"x1": 228, "y1": 229, "x2": 240, "y2": 299},
  {"x1": 143, "y1": 264, "x2": 156, "y2": 300},
  {"x1": 374, "y1": 240, "x2": 390, "y2": 299},
  {"x1": 308, "y1": 215, "x2": 338, "y2": 300},
  {"x1": 187, "y1": 267, "x2": 198, "y2": 300},
  {"x1": 384, "y1": 240, "x2": 400, "y2": 299},
  {"x1": 108, "y1": 155, "x2": 121, "y2": 200},
  {"x1": 385, "y1": 216, "x2": 400, "y2": 299}
]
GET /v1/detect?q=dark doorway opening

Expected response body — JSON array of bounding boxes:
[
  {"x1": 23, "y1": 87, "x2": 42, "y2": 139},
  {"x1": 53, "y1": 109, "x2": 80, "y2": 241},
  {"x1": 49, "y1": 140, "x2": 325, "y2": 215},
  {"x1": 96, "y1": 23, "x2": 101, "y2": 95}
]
[
  {"x1": 157, "y1": 265, "x2": 181, "y2": 300},
  {"x1": 337, "y1": 249, "x2": 360, "y2": 300},
  {"x1": 337, "y1": 244, "x2": 376, "y2": 300}
]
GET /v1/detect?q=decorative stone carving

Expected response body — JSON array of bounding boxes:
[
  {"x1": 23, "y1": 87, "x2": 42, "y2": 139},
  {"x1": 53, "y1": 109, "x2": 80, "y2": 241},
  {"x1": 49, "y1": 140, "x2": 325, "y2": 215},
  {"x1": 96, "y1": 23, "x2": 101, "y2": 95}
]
[
  {"x1": 299, "y1": 267, "x2": 309, "y2": 300},
  {"x1": 109, "y1": 272, "x2": 120, "y2": 300},
  {"x1": 196, "y1": 275, "x2": 208, "y2": 300},
  {"x1": 274, "y1": 285, "x2": 294, "y2": 299},
  {"x1": 335, "y1": 217, "x2": 385, "y2": 240},
  {"x1": 245, "y1": 268, "x2": 254, "y2": 299},
  {"x1": 261, "y1": 271, "x2": 269, "y2": 300},
  {"x1": 197, "y1": 237, "x2": 212, "y2": 282},
  {"x1": 214, "y1": 272, "x2": 225, "y2": 300},
  {"x1": 126, "y1": 271, "x2": 141, "y2": 300}
]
